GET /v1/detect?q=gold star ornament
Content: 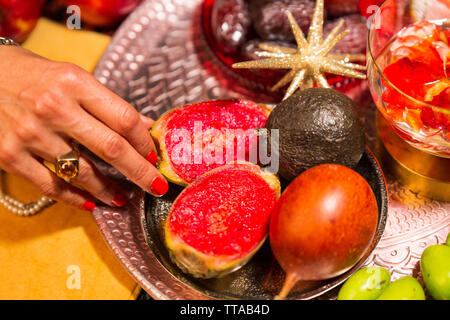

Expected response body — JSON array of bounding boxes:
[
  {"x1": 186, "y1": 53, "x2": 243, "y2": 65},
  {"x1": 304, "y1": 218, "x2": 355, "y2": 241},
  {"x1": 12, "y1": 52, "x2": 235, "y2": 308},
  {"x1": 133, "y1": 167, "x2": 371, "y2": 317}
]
[{"x1": 232, "y1": 0, "x2": 367, "y2": 101}]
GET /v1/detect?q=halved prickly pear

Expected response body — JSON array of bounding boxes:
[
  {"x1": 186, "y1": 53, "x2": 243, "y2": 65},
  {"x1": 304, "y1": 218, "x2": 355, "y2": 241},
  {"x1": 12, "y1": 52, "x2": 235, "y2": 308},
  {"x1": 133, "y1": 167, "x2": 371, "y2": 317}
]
[
  {"x1": 164, "y1": 162, "x2": 280, "y2": 278},
  {"x1": 151, "y1": 100, "x2": 271, "y2": 186}
]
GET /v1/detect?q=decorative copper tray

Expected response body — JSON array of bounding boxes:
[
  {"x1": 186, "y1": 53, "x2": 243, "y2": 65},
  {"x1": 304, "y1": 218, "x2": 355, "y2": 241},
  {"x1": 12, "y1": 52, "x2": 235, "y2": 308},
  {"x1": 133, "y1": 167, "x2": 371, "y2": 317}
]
[{"x1": 92, "y1": 0, "x2": 450, "y2": 299}]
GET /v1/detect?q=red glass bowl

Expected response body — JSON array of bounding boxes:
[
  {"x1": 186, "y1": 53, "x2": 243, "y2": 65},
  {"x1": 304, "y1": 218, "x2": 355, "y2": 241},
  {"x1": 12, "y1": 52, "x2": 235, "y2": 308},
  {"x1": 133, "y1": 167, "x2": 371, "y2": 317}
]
[{"x1": 201, "y1": 0, "x2": 366, "y2": 102}]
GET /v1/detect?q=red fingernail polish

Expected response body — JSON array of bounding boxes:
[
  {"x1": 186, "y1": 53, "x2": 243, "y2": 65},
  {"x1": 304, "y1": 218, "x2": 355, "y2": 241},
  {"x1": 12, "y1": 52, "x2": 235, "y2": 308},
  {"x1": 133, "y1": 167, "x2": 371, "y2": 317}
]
[
  {"x1": 150, "y1": 177, "x2": 169, "y2": 196},
  {"x1": 81, "y1": 201, "x2": 96, "y2": 212},
  {"x1": 112, "y1": 192, "x2": 128, "y2": 207},
  {"x1": 146, "y1": 151, "x2": 158, "y2": 165}
]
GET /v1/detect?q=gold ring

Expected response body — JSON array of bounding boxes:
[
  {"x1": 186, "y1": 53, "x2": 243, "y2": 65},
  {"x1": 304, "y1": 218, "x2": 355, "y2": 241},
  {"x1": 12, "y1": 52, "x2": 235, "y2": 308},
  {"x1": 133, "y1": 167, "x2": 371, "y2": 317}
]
[
  {"x1": 44, "y1": 148, "x2": 80, "y2": 181},
  {"x1": 55, "y1": 149, "x2": 79, "y2": 180}
]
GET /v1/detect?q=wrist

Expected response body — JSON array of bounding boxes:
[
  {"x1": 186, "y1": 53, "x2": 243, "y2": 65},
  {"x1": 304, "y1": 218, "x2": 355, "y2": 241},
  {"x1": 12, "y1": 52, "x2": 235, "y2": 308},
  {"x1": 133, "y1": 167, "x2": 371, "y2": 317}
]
[{"x1": 0, "y1": 44, "x2": 26, "y2": 61}]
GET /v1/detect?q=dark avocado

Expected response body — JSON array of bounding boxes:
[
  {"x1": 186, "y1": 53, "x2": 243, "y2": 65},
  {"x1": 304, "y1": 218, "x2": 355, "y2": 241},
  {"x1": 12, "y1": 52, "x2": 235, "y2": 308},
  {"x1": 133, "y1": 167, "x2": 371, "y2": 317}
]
[{"x1": 265, "y1": 88, "x2": 365, "y2": 181}]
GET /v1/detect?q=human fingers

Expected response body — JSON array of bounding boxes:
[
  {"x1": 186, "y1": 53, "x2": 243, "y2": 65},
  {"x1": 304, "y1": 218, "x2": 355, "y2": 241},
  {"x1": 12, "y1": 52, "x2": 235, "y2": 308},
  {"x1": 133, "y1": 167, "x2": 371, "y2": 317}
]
[
  {"x1": 59, "y1": 64, "x2": 158, "y2": 164},
  {"x1": 29, "y1": 134, "x2": 128, "y2": 207},
  {"x1": 53, "y1": 103, "x2": 168, "y2": 197},
  {"x1": 4, "y1": 104, "x2": 129, "y2": 207},
  {"x1": 0, "y1": 142, "x2": 96, "y2": 211},
  {"x1": 18, "y1": 62, "x2": 168, "y2": 197},
  {"x1": 140, "y1": 114, "x2": 155, "y2": 130}
]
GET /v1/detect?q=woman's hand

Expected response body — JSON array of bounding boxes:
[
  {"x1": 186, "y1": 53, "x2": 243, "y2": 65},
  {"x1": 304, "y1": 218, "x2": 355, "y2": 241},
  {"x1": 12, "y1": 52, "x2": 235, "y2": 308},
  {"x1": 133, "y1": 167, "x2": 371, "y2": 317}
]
[{"x1": 0, "y1": 46, "x2": 168, "y2": 211}]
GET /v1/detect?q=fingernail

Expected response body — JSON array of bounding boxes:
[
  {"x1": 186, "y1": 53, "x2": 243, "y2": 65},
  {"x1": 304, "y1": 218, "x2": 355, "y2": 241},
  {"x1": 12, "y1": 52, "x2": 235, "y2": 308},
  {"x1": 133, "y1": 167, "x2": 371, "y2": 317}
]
[
  {"x1": 145, "y1": 151, "x2": 158, "y2": 165},
  {"x1": 81, "y1": 201, "x2": 96, "y2": 212},
  {"x1": 112, "y1": 192, "x2": 128, "y2": 207},
  {"x1": 150, "y1": 177, "x2": 169, "y2": 196}
]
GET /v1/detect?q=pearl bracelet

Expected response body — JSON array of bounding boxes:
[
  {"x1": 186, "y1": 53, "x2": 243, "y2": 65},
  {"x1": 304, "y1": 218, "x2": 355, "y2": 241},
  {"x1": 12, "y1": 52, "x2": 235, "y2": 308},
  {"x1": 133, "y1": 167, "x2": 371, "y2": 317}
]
[{"x1": 0, "y1": 170, "x2": 55, "y2": 216}]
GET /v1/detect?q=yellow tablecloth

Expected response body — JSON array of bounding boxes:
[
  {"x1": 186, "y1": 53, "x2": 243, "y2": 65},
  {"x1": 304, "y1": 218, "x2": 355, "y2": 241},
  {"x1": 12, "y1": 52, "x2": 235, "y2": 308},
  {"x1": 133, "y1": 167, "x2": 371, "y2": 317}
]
[{"x1": 0, "y1": 18, "x2": 139, "y2": 300}]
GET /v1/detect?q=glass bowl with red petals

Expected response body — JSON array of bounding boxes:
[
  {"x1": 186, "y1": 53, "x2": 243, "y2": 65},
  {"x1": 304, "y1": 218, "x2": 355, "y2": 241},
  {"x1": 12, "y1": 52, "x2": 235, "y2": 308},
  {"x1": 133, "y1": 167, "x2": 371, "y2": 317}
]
[{"x1": 367, "y1": 0, "x2": 450, "y2": 157}]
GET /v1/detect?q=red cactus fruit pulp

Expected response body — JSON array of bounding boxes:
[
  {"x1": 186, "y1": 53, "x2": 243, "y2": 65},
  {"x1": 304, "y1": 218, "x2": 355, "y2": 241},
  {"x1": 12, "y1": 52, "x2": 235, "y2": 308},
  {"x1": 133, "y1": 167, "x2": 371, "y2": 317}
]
[
  {"x1": 151, "y1": 100, "x2": 271, "y2": 186},
  {"x1": 165, "y1": 162, "x2": 280, "y2": 278},
  {"x1": 269, "y1": 164, "x2": 378, "y2": 299}
]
